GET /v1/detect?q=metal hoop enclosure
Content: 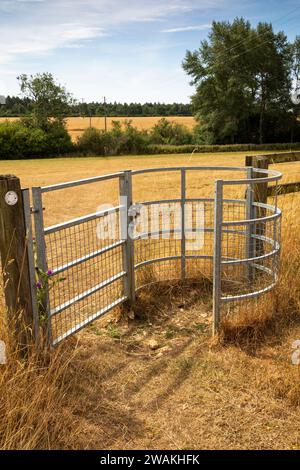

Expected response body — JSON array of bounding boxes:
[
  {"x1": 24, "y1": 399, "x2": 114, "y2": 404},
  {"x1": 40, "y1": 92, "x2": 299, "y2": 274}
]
[{"x1": 24, "y1": 165, "x2": 282, "y2": 346}]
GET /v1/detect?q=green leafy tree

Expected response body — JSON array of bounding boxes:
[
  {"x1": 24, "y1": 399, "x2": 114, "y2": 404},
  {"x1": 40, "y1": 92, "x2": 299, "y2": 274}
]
[
  {"x1": 17, "y1": 73, "x2": 73, "y2": 129},
  {"x1": 183, "y1": 18, "x2": 294, "y2": 144}
]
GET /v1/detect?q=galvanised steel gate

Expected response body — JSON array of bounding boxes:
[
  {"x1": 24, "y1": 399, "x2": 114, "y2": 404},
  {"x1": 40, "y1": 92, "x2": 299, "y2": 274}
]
[{"x1": 23, "y1": 166, "x2": 282, "y2": 346}]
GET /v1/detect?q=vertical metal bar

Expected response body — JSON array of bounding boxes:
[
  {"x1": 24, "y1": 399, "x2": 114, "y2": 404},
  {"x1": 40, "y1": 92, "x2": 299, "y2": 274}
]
[
  {"x1": 32, "y1": 186, "x2": 52, "y2": 345},
  {"x1": 246, "y1": 167, "x2": 254, "y2": 282},
  {"x1": 213, "y1": 180, "x2": 223, "y2": 335},
  {"x1": 273, "y1": 180, "x2": 279, "y2": 284},
  {"x1": 119, "y1": 171, "x2": 135, "y2": 305},
  {"x1": 181, "y1": 169, "x2": 186, "y2": 281},
  {"x1": 22, "y1": 189, "x2": 39, "y2": 345},
  {"x1": 253, "y1": 156, "x2": 268, "y2": 257}
]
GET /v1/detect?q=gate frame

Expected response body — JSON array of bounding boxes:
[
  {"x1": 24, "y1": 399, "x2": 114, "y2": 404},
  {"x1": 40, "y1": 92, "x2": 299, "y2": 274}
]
[{"x1": 0, "y1": 165, "x2": 282, "y2": 348}]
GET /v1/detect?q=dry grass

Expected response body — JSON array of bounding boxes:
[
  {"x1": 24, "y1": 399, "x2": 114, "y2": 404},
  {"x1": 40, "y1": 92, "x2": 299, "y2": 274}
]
[
  {"x1": 1, "y1": 153, "x2": 300, "y2": 449},
  {"x1": 0, "y1": 116, "x2": 196, "y2": 141},
  {"x1": 1, "y1": 150, "x2": 295, "y2": 226}
]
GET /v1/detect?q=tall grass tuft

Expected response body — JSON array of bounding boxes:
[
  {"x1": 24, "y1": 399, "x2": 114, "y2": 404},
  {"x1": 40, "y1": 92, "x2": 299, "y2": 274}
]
[{"x1": 0, "y1": 306, "x2": 78, "y2": 449}]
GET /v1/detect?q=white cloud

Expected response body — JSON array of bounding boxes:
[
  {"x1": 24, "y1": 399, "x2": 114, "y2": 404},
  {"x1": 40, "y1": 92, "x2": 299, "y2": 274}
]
[
  {"x1": 0, "y1": 1, "x2": 222, "y2": 63},
  {"x1": 162, "y1": 24, "x2": 211, "y2": 33},
  {"x1": 0, "y1": 0, "x2": 226, "y2": 100},
  {"x1": 0, "y1": 23, "x2": 105, "y2": 64},
  {"x1": 60, "y1": 24, "x2": 104, "y2": 41}
]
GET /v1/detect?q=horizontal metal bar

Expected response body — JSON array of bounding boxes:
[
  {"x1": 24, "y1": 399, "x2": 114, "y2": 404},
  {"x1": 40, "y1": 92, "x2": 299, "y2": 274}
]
[
  {"x1": 221, "y1": 282, "x2": 277, "y2": 303},
  {"x1": 135, "y1": 256, "x2": 181, "y2": 270},
  {"x1": 51, "y1": 240, "x2": 125, "y2": 276},
  {"x1": 221, "y1": 175, "x2": 281, "y2": 185},
  {"x1": 52, "y1": 296, "x2": 127, "y2": 346},
  {"x1": 41, "y1": 172, "x2": 123, "y2": 193},
  {"x1": 251, "y1": 263, "x2": 276, "y2": 277},
  {"x1": 221, "y1": 248, "x2": 279, "y2": 265},
  {"x1": 252, "y1": 234, "x2": 280, "y2": 249},
  {"x1": 134, "y1": 226, "x2": 248, "y2": 240},
  {"x1": 45, "y1": 205, "x2": 121, "y2": 235},
  {"x1": 141, "y1": 198, "x2": 181, "y2": 206},
  {"x1": 135, "y1": 250, "x2": 279, "y2": 269},
  {"x1": 131, "y1": 166, "x2": 249, "y2": 176},
  {"x1": 185, "y1": 254, "x2": 213, "y2": 260},
  {"x1": 140, "y1": 197, "x2": 246, "y2": 205},
  {"x1": 134, "y1": 228, "x2": 181, "y2": 240},
  {"x1": 252, "y1": 201, "x2": 280, "y2": 211},
  {"x1": 131, "y1": 166, "x2": 282, "y2": 184},
  {"x1": 222, "y1": 208, "x2": 281, "y2": 226},
  {"x1": 135, "y1": 254, "x2": 215, "y2": 271},
  {"x1": 50, "y1": 271, "x2": 126, "y2": 317},
  {"x1": 41, "y1": 166, "x2": 281, "y2": 192}
]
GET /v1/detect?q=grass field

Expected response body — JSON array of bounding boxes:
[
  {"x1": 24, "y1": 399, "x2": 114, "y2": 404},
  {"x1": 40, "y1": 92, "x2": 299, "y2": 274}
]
[
  {"x1": 1, "y1": 150, "x2": 299, "y2": 225},
  {"x1": 1, "y1": 152, "x2": 300, "y2": 449},
  {"x1": 0, "y1": 116, "x2": 196, "y2": 141}
]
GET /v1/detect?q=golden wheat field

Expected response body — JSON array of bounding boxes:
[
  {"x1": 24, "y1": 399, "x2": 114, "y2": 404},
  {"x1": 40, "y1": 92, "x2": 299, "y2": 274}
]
[
  {"x1": 1, "y1": 152, "x2": 300, "y2": 450},
  {"x1": 0, "y1": 116, "x2": 196, "y2": 141}
]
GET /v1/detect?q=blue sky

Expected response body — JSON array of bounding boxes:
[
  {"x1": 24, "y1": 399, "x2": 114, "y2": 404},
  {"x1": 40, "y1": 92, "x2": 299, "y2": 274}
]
[{"x1": 0, "y1": 0, "x2": 299, "y2": 103}]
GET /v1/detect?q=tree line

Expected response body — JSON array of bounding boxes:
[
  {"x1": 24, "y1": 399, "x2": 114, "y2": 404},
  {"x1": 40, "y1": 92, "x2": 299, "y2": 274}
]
[{"x1": 0, "y1": 96, "x2": 192, "y2": 117}]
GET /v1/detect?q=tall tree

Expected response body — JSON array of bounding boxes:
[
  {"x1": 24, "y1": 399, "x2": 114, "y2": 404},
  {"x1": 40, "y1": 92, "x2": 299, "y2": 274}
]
[
  {"x1": 253, "y1": 24, "x2": 292, "y2": 144},
  {"x1": 183, "y1": 18, "x2": 294, "y2": 144},
  {"x1": 17, "y1": 73, "x2": 73, "y2": 129}
]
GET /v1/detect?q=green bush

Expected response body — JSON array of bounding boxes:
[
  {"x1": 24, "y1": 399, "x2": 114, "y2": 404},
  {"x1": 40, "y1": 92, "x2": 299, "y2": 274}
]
[
  {"x1": 0, "y1": 121, "x2": 73, "y2": 159},
  {"x1": 2, "y1": 118, "x2": 300, "y2": 160},
  {"x1": 109, "y1": 120, "x2": 149, "y2": 154},
  {"x1": 145, "y1": 142, "x2": 300, "y2": 154},
  {"x1": 77, "y1": 120, "x2": 149, "y2": 156},
  {"x1": 150, "y1": 118, "x2": 193, "y2": 145},
  {"x1": 77, "y1": 127, "x2": 111, "y2": 155},
  {"x1": 0, "y1": 122, "x2": 45, "y2": 159},
  {"x1": 44, "y1": 122, "x2": 74, "y2": 155}
]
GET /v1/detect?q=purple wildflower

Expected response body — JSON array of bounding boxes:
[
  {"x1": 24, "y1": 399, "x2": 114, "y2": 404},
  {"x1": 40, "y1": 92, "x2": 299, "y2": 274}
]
[
  {"x1": 47, "y1": 269, "x2": 53, "y2": 276},
  {"x1": 36, "y1": 281, "x2": 42, "y2": 289}
]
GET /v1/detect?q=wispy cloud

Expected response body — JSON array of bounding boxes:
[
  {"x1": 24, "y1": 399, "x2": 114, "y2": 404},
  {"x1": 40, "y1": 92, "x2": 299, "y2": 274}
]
[
  {"x1": 161, "y1": 24, "x2": 211, "y2": 33},
  {"x1": 0, "y1": 0, "x2": 234, "y2": 101},
  {"x1": 0, "y1": 0, "x2": 222, "y2": 63},
  {"x1": 0, "y1": 23, "x2": 106, "y2": 64},
  {"x1": 0, "y1": 0, "x2": 200, "y2": 63}
]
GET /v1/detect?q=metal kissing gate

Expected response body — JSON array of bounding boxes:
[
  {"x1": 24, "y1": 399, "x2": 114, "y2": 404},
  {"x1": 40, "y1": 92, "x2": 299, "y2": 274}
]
[{"x1": 22, "y1": 166, "x2": 282, "y2": 346}]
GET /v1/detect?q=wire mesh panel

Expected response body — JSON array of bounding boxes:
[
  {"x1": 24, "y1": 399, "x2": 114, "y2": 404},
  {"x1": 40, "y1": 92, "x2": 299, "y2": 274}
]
[
  {"x1": 32, "y1": 173, "x2": 127, "y2": 346},
  {"x1": 30, "y1": 165, "x2": 282, "y2": 346},
  {"x1": 46, "y1": 210, "x2": 125, "y2": 344},
  {"x1": 214, "y1": 173, "x2": 282, "y2": 331},
  {"x1": 133, "y1": 200, "x2": 182, "y2": 288}
]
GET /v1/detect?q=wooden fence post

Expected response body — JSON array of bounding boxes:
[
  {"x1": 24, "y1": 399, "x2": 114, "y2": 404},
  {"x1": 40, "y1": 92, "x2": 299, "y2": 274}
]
[
  {"x1": 0, "y1": 175, "x2": 34, "y2": 348},
  {"x1": 245, "y1": 155, "x2": 269, "y2": 257}
]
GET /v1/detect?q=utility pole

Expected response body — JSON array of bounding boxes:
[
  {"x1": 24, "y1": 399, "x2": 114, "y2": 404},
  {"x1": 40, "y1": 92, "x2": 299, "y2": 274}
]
[
  {"x1": 103, "y1": 96, "x2": 107, "y2": 132},
  {"x1": 89, "y1": 103, "x2": 92, "y2": 128}
]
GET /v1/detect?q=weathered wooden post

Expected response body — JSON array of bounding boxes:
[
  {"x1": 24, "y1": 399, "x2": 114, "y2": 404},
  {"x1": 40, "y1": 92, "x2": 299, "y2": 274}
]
[
  {"x1": 0, "y1": 175, "x2": 34, "y2": 349},
  {"x1": 245, "y1": 155, "x2": 269, "y2": 257},
  {"x1": 119, "y1": 170, "x2": 136, "y2": 306}
]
